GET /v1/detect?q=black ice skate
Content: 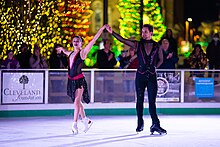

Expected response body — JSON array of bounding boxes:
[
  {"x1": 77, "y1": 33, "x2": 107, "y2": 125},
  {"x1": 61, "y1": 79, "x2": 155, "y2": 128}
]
[
  {"x1": 150, "y1": 124, "x2": 167, "y2": 135},
  {"x1": 136, "y1": 119, "x2": 144, "y2": 133}
]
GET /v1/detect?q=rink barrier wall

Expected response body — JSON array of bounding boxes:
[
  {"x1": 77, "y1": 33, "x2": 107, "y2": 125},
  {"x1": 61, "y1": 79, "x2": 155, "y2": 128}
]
[{"x1": 1, "y1": 69, "x2": 220, "y2": 117}]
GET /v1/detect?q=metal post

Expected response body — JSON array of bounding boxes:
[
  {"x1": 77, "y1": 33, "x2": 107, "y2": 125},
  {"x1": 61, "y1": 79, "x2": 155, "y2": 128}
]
[
  {"x1": 103, "y1": 0, "x2": 108, "y2": 40},
  {"x1": 103, "y1": 0, "x2": 108, "y2": 25},
  {"x1": 45, "y1": 70, "x2": 49, "y2": 104},
  {"x1": 0, "y1": 70, "x2": 1, "y2": 105},
  {"x1": 180, "y1": 70, "x2": 185, "y2": 103},
  {"x1": 90, "y1": 69, "x2": 95, "y2": 103}
]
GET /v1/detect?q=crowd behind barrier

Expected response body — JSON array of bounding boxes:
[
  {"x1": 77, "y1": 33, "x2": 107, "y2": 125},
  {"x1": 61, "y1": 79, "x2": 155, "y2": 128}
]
[
  {"x1": 1, "y1": 29, "x2": 219, "y2": 106},
  {"x1": 1, "y1": 69, "x2": 220, "y2": 105}
]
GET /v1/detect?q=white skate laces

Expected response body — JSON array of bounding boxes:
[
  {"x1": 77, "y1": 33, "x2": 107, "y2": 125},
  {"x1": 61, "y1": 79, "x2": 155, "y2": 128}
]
[
  {"x1": 82, "y1": 118, "x2": 93, "y2": 133},
  {"x1": 72, "y1": 122, "x2": 78, "y2": 135}
]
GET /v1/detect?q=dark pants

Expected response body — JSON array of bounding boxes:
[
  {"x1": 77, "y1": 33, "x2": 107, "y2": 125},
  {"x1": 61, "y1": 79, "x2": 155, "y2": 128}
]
[
  {"x1": 208, "y1": 63, "x2": 220, "y2": 78},
  {"x1": 135, "y1": 72, "x2": 160, "y2": 126}
]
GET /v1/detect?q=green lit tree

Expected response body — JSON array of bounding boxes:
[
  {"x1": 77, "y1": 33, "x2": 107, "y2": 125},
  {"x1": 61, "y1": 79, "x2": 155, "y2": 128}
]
[
  {"x1": 143, "y1": 0, "x2": 166, "y2": 41},
  {"x1": 115, "y1": 0, "x2": 141, "y2": 51},
  {"x1": 117, "y1": 0, "x2": 141, "y2": 39},
  {"x1": 116, "y1": 0, "x2": 166, "y2": 48}
]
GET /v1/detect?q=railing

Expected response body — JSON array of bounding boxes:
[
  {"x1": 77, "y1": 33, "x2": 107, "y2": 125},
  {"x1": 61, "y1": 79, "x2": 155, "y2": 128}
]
[{"x1": 1, "y1": 69, "x2": 220, "y2": 105}]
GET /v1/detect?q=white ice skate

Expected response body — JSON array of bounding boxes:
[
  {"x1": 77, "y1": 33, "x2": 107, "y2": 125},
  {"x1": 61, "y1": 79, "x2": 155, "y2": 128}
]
[
  {"x1": 82, "y1": 118, "x2": 93, "y2": 133},
  {"x1": 72, "y1": 123, "x2": 78, "y2": 135}
]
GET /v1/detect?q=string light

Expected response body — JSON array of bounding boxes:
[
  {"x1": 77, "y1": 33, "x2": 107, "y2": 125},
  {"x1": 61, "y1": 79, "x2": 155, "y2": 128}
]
[
  {"x1": 0, "y1": 0, "x2": 165, "y2": 67},
  {"x1": 0, "y1": 0, "x2": 93, "y2": 61}
]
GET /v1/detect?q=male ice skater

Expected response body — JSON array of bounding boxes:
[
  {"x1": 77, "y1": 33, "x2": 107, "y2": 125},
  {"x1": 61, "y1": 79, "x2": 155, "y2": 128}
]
[{"x1": 106, "y1": 24, "x2": 167, "y2": 134}]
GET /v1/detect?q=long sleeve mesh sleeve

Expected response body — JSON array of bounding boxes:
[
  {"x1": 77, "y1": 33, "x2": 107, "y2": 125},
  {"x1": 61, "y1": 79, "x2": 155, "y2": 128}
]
[{"x1": 112, "y1": 31, "x2": 138, "y2": 50}]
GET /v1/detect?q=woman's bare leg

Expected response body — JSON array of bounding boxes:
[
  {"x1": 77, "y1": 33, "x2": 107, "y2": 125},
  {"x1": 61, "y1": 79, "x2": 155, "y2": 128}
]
[
  {"x1": 73, "y1": 87, "x2": 85, "y2": 122},
  {"x1": 72, "y1": 87, "x2": 85, "y2": 134}
]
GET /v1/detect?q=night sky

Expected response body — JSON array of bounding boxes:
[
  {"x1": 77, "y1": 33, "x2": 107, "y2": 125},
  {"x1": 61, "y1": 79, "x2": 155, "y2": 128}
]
[{"x1": 184, "y1": 0, "x2": 219, "y2": 28}]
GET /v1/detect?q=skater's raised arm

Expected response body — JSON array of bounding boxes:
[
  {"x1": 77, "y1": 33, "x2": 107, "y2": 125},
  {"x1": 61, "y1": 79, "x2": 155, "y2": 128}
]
[
  {"x1": 106, "y1": 25, "x2": 137, "y2": 50},
  {"x1": 80, "y1": 25, "x2": 106, "y2": 60}
]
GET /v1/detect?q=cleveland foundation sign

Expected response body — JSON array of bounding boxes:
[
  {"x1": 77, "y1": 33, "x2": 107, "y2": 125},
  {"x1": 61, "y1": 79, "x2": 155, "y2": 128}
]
[{"x1": 1, "y1": 71, "x2": 45, "y2": 104}]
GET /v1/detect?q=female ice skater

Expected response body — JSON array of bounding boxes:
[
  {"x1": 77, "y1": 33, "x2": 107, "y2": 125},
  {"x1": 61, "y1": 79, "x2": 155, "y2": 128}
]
[
  {"x1": 106, "y1": 24, "x2": 167, "y2": 135},
  {"x1": 57, "y1": 25, "x2": 106, "y2": 134}
]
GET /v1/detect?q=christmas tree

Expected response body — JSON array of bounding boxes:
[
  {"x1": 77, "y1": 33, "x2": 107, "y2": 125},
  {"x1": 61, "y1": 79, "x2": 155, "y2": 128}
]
[
  {"x1": 143, "y1": 0, "x2": 166, "y2": 41},
  {"x1": 117, "y1": 0, "x2": 141, "y2": 39},
  {"x1": 115, "y1": 0, "x2": 141, "y2": 52},
  {"x1": 116, "y1": 0, "x2": 166, "y2": 50}
]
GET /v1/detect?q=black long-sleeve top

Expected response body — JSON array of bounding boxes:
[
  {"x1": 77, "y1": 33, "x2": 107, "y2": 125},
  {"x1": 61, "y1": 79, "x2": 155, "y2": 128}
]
[{"x1": 112, "y1": 31, "x2": 163, "y2": 75}]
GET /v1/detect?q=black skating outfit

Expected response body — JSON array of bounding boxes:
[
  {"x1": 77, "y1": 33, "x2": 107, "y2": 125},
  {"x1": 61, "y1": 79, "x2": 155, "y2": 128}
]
[
  {"x1": 112, "y1": 31, "x2": 166, "y2": 134},
  {"x1": 67, "y1": 51, "x2": 90, "y2": 104}
]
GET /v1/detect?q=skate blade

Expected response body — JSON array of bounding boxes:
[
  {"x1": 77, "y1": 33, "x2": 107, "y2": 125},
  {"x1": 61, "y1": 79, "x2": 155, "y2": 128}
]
[
  {"x1": 72, "y1": 130, "x2": 78, "y2": 135},
  {"x1": 136, "y1": 129, "x2": 144, "y2": 134},
  {"x1": 136, "y1": 131, "x2": 144, "y2": 135},
  {"x1": 84, "y1": 121, "x2": 93, "y2": 133},
  {"x1": 150, "y1": 131, "x2": 167, "y2": 135}
]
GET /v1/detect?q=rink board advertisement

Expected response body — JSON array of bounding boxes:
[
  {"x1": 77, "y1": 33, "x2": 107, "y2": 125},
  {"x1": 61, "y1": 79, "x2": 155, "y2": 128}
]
[
  {"x1": 1, "y1": 71, "x2": 45, "y2": 104},
  {"x1": 144, "y1": 72, "x2": 181, "y2": 102},
  {"x1": 195, "y1": 78, "x2": 214, "y2": 98}
]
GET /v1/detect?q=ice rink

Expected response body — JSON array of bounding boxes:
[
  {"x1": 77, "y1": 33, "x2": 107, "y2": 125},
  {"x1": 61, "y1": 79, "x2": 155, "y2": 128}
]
[{"x1": 0, "y1": 115, "x2": 220, "y2": 147}]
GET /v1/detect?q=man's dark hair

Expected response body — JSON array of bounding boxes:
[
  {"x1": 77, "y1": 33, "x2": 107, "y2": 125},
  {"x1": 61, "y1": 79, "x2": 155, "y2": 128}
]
[
  {"x1": 213, "y1": 33, "x2": 219, "y2": 38},
  {"x1": 143, "y1": 24, "x2": 154, "y2": 33}
]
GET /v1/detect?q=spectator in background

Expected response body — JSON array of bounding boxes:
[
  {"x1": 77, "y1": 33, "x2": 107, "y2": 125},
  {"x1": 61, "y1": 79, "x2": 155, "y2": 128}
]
[
  {"x1": 96, "y1": 39, "x2": 117, "y2": 103},
  {"x1": 158, "y1": 39, "x2": 179, "y2": 70},
  {"x1": 206, "y1": 33, "x2": 220, "y2": 78},
  {"x1": 96, "y1": 39, "x2": 117, "y2": 69},
  {"x1": 49, "y1": 44, "x2": 68, "y2": 94},
  {"x1": 49, "y1": 44, "x2": 68, "y2": 69},
  {"x1": 118, "y1": 49, "x2": 129, "y2": 69},
  {"x1": 1, "y1": 50, "x2": 20, "y2": 69},
  {"x1": 119, "y1": 36, "x2": 136, "y2": 69},
  {"x1": 160, "y1": 29, "x2": 178, "y2": 55},
  {"x1": 124, "y1": 47, "x2": 138, "y2": 69},
  {"x1": 16, "y1": 43, "x2": 31, "y2": 69},
  {"x1": 187, "y1": 44, "x2": 207, "y2": 77},
  {"x1": 122, "y1": 47, "x2": 138, "y2": 99},
  {"x1": 29, "y1": 44, "x2": 48, "y2": 69}
]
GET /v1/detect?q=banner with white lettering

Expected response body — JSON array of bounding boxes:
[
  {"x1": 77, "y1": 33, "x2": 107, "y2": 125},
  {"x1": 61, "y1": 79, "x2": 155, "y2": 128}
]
[{"x1": 1, "y1": 71, "x2": 45, "y2": 104}]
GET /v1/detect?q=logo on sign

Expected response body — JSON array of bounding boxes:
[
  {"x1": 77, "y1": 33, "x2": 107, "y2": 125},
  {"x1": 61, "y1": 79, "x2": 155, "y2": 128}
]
[
  {"x1": 19, "y1": 75, "x2": 29, "y2": 89},
  {"x1": 157, "y1": 77, "x2": 169, "y2": 96}
]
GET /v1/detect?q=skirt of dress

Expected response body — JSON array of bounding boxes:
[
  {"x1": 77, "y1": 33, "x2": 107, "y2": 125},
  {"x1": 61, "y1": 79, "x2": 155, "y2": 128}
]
[{"x1": 67, "y1": 77, "x2": 90, "y2": 104}]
